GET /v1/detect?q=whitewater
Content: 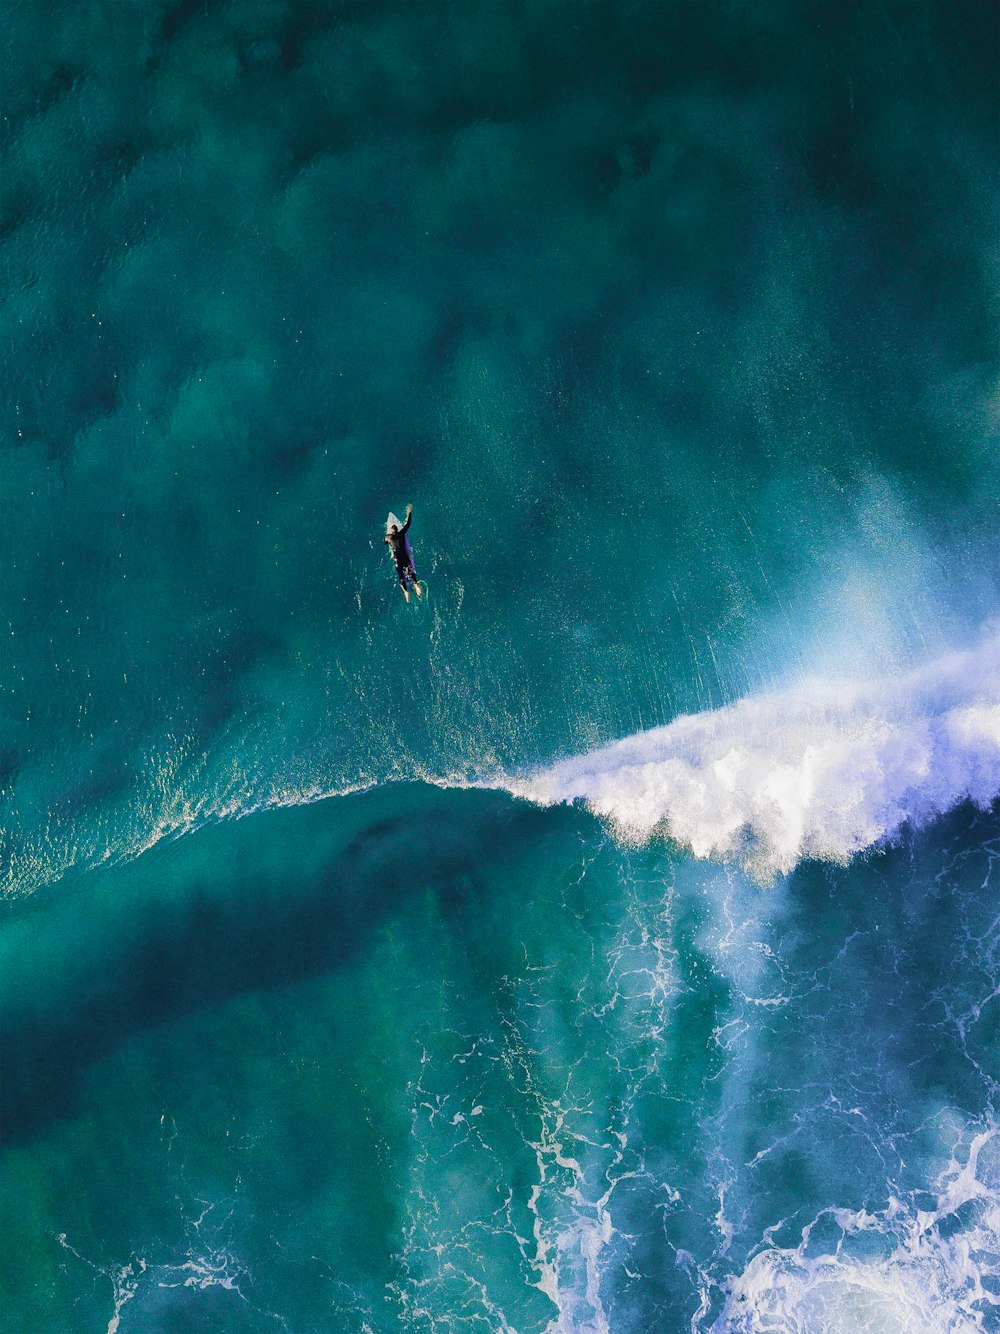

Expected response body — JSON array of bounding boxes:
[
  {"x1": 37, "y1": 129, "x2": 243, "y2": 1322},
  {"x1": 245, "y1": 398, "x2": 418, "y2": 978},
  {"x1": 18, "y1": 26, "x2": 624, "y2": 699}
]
[{"x1": 504, "y1": 633, "x2": 1000, "y2": 881}]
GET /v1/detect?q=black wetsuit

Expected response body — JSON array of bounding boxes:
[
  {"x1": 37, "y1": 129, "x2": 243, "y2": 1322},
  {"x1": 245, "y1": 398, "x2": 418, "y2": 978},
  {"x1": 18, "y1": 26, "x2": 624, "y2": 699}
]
[{"x1": 384, "y1": 510, "x2": 417, "y2": 588}]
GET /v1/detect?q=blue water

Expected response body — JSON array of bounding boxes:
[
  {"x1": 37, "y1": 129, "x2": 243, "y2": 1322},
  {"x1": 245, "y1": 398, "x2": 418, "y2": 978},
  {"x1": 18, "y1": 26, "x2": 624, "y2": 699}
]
[{"x1": 2, "y1": 2, "x2": 999, "y2": 1330}]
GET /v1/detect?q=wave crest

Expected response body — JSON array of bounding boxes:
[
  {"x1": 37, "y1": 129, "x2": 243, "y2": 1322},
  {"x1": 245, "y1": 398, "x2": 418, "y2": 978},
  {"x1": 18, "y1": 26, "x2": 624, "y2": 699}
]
[{"x1": 506, "y1": 636, "x2": 1000, "y2": 881}]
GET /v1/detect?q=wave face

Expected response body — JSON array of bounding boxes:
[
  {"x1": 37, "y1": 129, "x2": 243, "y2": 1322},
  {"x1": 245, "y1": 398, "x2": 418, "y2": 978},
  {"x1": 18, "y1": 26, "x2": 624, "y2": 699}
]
[
  {"x1": 511, "y1": 636, "x2": 1000, "y2": 880},
  {"x1": 2, "y1": 0, "x2": 999, "y2": 1330}
]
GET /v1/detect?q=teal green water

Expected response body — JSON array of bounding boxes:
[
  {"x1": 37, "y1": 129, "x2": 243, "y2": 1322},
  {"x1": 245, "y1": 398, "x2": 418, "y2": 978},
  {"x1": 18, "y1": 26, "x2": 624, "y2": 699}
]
[
  {"x1": 2, "y1": 2, "x2": 999, "y2": 1330},
  {"x1": 4, "y1": 792, "x2": 999, "y2": 1328}
]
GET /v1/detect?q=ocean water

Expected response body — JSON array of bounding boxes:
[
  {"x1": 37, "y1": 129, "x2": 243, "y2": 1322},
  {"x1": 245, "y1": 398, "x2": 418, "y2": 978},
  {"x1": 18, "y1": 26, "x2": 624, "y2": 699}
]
[{"x1": 2, "y1": 2, "x2": 998, "y2": 1330}]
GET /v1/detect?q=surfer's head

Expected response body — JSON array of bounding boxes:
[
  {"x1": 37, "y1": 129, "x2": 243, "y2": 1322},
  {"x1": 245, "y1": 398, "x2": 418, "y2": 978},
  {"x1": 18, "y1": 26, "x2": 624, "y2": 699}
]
[{"x1": 389, "y1": 524, "x2": 398, "y2": 535}]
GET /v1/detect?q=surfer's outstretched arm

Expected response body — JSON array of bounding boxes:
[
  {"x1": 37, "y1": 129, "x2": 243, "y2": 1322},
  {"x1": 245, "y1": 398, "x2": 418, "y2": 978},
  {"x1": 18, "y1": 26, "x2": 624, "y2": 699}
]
[{"x1": 400, "y1": 504, "x2": 413, "y2": 534}]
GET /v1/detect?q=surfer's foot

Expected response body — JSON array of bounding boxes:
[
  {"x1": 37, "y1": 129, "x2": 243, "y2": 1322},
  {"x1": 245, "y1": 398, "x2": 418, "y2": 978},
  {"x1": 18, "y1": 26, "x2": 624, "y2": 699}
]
[
  {"x1": 414, "y1": 582, "x2": 423, "y2": 598},
  {"x1": 403, "y1": 589, "x2": 410, "y2": 603}
]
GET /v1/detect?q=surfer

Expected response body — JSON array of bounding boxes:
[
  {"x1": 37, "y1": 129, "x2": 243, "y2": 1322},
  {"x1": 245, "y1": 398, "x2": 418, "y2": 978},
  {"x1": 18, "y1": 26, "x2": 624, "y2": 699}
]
[{"x1": 384, "y1": 504, "x2": 423, "y2": 602}]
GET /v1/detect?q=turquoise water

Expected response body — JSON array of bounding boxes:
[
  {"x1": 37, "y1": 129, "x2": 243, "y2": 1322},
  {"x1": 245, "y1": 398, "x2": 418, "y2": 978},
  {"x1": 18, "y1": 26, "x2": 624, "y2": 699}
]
[{"x1": 2, "y1": 2, "x2": 998, "y2": 1330}]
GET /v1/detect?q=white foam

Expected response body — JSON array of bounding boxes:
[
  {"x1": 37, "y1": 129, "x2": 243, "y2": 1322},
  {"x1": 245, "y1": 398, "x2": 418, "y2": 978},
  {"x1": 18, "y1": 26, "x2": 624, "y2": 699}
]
[
  {"x1": 505, "y1": 635, "x2": 1000, "y2": 881},
  {"x1": 715, "y1": 1124, "x2": 1000, "y2": 1332}
]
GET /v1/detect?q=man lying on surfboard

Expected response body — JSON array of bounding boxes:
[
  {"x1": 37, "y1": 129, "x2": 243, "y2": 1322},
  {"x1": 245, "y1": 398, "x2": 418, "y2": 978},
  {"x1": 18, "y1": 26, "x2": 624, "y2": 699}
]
[{"x1": 384, "y1": 504, "x2": 423, "y2": 602}]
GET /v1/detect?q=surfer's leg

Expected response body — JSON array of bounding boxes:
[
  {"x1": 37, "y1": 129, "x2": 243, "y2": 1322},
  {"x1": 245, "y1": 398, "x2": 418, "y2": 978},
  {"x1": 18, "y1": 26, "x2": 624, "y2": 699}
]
[
  {"x1": 398, "y1": 563, "x2": 421, "y2": 601},
  {"x1": 401, "y1": 562, "x2": 421, "y2": 598}
]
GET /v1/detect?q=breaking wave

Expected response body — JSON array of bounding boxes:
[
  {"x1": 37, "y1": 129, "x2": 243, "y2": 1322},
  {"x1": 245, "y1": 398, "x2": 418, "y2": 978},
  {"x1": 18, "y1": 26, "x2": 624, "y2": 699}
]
[{"x1": 504, "y1": 635, "x2": 1000, "y2": 881}]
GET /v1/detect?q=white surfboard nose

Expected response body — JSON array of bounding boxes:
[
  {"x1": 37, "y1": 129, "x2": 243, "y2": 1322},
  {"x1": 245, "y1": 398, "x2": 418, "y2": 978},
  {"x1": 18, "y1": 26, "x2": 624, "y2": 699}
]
[{"x1": 386, "y1": 511, "x2": 401, "y2": 532}]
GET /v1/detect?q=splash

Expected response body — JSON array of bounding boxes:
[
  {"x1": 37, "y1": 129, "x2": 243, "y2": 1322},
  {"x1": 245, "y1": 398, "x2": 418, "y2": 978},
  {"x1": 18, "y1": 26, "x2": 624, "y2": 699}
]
[{"x1": 506, "y1": 635, "x2": 1000, "y2": 881}]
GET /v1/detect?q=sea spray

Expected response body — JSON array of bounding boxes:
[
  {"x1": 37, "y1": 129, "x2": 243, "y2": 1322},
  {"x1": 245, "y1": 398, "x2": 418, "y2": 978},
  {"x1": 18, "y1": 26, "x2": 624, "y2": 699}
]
[{"x1": 508, "y1": 635, "x2": 1000, "y2": 880}]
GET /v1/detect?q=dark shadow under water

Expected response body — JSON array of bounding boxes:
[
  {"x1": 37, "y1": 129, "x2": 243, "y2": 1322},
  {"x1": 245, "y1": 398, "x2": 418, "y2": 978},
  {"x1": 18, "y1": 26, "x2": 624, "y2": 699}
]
[
  {"x1": 0, "y1": 783, "x2": 580, "y2": 1143},
  {"x1": 5, "y1": 785, "x2": 997, "y2": 1157}
]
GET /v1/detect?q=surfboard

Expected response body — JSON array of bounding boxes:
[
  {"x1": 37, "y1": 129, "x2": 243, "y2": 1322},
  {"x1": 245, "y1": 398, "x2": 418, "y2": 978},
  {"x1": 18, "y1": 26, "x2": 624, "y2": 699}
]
[{"x1": 386, "y1": 512, "x2": 401, "y2": 533}]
